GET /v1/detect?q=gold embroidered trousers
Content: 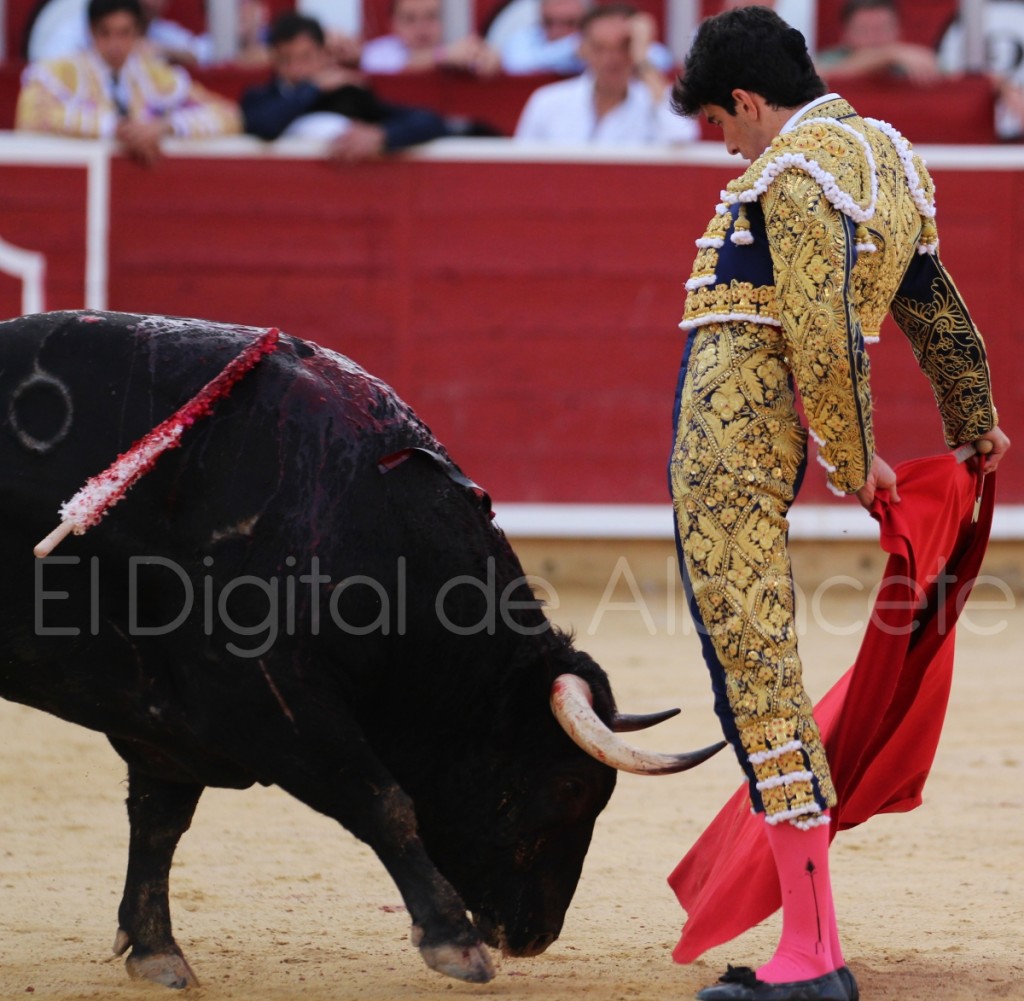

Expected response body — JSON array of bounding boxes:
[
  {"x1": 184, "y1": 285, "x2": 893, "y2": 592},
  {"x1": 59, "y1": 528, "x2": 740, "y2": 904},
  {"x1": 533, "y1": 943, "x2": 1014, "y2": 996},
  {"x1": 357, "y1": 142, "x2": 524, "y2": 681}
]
[{"x1": 670, "y1": 318, "x2": 837, "y2": 826}]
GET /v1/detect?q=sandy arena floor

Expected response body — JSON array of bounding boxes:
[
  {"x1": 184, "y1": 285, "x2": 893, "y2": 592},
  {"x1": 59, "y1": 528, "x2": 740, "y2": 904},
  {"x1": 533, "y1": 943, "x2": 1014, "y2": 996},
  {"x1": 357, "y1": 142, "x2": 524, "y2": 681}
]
[{"x1": 1, "y1": 540, "x2": 1021, "y2": 1001}]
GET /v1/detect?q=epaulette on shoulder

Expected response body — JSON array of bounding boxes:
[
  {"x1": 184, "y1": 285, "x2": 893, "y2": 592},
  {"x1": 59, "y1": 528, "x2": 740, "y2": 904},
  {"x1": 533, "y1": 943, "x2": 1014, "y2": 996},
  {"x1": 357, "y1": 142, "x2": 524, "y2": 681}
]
[{"x1": 720, "y1": 117, "x2": 878, "y2": 254}]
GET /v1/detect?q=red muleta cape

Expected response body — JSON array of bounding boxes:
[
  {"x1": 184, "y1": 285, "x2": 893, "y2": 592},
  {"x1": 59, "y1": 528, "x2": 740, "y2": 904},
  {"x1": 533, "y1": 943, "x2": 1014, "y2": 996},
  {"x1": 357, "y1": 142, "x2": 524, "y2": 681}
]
[{"x1": 668, "y1": 453, "x2": 995, "y2": 963}]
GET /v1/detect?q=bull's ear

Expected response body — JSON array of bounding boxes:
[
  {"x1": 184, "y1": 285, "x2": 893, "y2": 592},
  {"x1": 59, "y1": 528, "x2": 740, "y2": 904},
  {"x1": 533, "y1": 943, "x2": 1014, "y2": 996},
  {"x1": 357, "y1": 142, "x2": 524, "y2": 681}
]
[
  {"x1": 612, "y1": 708, "x2": 681, "y2": 732},
  {"x1": 550, "y1": 675, "x2": 725, "y2": 776}
]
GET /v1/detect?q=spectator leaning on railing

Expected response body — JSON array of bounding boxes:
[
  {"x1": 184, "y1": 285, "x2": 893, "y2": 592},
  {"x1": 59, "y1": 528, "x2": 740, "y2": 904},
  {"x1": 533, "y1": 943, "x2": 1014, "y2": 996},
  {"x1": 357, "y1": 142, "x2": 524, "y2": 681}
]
[
  {"x1": 16, "y1": 0, "x2": 240, "y2": 165},
  {"x1": 816, "y1": 0, "x2": 1024, "y2": 140},
  {"x1": 242, "y1": 12, "x2": 475, "y2": 163}
]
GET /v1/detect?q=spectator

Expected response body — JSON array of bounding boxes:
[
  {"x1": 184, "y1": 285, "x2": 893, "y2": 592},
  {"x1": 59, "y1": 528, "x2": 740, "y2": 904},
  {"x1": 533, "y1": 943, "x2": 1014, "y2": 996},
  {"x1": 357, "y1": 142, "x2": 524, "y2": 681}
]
[
  {"x1": 498, "y1": 0, "x2": 588, "y2": 75},
  {"x1": 817, "y1": 0, "x2": 1024, "y2": 138},
  {"x1": 360, "y1": 0, "x2": 500, "y2": 76},
  {"x1": 139, "y1": 0, "x2": 269, "y2": 68},
  {"x1": 243, "y1": 13, "x2": 490, "y2": 163},
  {"x1": 16, "y1": 0, "x2": 241, "y2": 165},
  {"x1": 26, "y1": 0, "x2": 269, "y2": 67},
  {"x1": 514, "y1": 4, "x2": 698, "y2": 145},
  {"x1": 816, "y1": 0, "x2": 942, "y2": 83},
  {"x1": 498, "y1": 0, "x2": 673, "y2": 76}
]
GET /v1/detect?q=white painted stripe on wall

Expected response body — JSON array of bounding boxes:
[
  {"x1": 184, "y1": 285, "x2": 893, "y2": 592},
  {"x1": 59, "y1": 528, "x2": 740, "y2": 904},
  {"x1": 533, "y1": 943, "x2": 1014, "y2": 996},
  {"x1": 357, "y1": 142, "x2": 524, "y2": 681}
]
[
  {"x1": 84, "y1": 146, "x2": 108, "y2": 310},
  {"x1": 494, "y1": 504, "x2": 1024, "y2": 541}
]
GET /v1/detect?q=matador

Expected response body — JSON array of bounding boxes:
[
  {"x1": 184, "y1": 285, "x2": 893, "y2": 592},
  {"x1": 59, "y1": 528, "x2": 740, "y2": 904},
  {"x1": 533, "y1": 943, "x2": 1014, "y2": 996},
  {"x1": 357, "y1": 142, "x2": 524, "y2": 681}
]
[{"x1": 668, "y1": 8, "x2": 1007, "y2": 1001}]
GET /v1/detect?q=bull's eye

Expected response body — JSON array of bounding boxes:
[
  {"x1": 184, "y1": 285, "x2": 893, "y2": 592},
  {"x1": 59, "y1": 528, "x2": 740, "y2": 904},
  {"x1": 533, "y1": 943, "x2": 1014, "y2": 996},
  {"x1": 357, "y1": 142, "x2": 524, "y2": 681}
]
[{"x1": 558, "y1": 778, "x2": 586, "y2": 802}]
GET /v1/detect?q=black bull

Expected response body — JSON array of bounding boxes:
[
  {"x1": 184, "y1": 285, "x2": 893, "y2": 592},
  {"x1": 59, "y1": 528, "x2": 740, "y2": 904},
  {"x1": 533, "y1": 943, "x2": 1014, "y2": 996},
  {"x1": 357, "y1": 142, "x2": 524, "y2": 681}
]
[{"x1": 0, "y1": 311, "x2": 719, "y2": 988}]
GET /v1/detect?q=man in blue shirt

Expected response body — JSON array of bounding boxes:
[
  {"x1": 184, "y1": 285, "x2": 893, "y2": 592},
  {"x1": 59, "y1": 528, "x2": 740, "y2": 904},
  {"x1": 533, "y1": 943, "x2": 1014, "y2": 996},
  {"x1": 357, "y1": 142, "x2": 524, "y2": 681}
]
[{"x1": 242, "y1": 12, "x2": 456, "y2": 161}]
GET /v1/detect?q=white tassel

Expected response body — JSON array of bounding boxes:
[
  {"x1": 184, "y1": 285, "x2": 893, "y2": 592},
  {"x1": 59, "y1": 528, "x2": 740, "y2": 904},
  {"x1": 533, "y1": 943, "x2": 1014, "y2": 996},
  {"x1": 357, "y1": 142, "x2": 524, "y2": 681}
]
[
  {"x1": 756, "y1": 770, "x2": 817, "y2": 791},
  {"x1": 679, "y1": 312, "x2": 783, "y2": 331},
  {"x1": 685, "y1": 274, "x2": 717, "y2": 291},
  {"x1": 764, "y1": 802, "x2": 826, "y2": 825},
  {"x1": 792, "y1": 812, "x2": 832, "y2": 830},
  {"x1": 730, "y1": 203, "x2": 754, "y2": 245},
  {"x1": 748, "y1": 740, "x2": 803, "y2": 765}
]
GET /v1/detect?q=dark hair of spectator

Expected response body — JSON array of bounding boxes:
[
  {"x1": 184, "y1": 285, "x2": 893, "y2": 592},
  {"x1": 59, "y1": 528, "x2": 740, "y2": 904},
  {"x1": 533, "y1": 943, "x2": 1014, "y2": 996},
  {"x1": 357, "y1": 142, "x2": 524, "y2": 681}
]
[
  {"x1": 580, "y1": 3, "x2": 638, "y2": 34},
  {"x1": 672, "y1": 6, "x2": 826, "y2": 117},
  {"x1": 840, "y1": 0, "x2": 900, "y2": 25},
  {"x1": 268, "y1": 12, "x2": 326, "y2": 48},
  {"x1": 87, "y1": 0, "x2": 143, "y2": 27}
]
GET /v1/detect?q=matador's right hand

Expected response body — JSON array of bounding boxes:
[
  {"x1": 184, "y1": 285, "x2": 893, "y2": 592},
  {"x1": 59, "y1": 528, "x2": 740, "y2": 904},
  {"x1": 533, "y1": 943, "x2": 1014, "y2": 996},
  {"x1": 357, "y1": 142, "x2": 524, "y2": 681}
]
[{"x1": 855, "y1": 454, "x2": 900, "y2": 510}]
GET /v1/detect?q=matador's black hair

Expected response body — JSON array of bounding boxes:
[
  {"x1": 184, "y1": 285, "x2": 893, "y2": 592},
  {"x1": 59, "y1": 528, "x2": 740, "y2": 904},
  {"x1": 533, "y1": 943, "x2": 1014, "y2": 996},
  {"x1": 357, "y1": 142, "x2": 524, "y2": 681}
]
[{"x1": 672, "y1": 6, "x2": 826, "y2": 117}]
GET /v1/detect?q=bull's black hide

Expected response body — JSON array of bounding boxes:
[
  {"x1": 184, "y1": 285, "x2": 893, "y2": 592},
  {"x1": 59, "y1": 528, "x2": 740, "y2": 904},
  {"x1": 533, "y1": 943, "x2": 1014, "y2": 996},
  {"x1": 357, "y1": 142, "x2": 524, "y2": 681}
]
[{"x1": 0, "y1": 311, "x2": 622, "y2": 987}]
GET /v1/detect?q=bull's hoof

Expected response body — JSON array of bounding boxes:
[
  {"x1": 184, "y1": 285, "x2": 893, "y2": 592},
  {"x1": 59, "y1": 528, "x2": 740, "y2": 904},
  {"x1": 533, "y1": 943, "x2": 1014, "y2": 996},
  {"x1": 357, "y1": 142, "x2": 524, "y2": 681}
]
[
  {"x1": 114, "y1": 928, "x2": 198, "y2": 989},
  {"x1": 420, "y1": 942, "x2": 495, "y2": 983},
  {"x1": 411, "y1": 926, "x2": 495, "y2": 983},
  {"x1": 125, "y1": 950, "x2": 199, "y2": 989}
]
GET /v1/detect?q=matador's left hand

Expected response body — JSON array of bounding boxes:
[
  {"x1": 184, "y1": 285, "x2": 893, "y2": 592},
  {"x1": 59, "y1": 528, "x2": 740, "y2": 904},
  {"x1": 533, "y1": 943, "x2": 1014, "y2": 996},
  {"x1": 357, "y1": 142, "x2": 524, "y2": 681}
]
[{"x1": 855, "y1": 454, "x2": 900, "y2": 509}]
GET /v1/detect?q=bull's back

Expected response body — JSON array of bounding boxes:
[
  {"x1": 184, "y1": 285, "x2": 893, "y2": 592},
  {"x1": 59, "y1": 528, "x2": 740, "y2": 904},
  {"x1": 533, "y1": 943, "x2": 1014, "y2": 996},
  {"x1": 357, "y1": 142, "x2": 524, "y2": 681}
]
[
  {"x1": 0, "y1": 312, "x2": 515, "y2": 712},
  {"x1": 0, "y1": 311, "x2": 438, "y2": 544},
  {"x1": 0, "y1": 312, "x2": 454, "y2": 722}
]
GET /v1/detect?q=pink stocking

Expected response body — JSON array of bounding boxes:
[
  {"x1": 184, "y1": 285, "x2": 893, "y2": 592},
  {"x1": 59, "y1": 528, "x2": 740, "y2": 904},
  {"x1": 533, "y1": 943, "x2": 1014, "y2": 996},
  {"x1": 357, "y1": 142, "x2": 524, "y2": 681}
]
[
  {"x1": 827, "y1": 888, "x2": 845, "y2": 969},
  {"x1": 756, "y1": 815, "x2": 836, "y2": 984}
]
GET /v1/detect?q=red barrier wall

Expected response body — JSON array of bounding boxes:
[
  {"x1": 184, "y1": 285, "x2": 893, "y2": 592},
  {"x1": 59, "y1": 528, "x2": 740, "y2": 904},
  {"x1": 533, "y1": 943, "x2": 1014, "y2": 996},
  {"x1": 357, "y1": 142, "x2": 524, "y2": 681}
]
[
  {"x1": 3, "y1": 142, "x2": 1018, "y2": 504},
  {"x1": 84, "y1": 148, "x2": 1018, "y2": 506},
  {"x1": 0, "y1": 162, "x2": 89, "y2": 308}
]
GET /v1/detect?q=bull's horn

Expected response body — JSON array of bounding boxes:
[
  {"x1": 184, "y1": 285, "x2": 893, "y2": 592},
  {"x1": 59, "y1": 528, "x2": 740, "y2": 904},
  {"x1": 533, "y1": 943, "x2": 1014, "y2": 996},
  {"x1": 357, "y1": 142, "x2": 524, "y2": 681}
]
[
  {"x1": 551, "y1": 674, "x2": 725, "y2": 776},
  {"x1": 612, "y1": 707, "x2": 680, "y2": 732}
]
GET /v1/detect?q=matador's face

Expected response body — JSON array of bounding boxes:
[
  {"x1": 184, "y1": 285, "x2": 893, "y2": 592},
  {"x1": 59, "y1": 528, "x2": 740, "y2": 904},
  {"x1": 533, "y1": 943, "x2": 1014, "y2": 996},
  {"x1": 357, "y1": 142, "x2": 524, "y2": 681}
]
[{"x1": 701, "y1": 98, "x2": 776, "y2": 162}]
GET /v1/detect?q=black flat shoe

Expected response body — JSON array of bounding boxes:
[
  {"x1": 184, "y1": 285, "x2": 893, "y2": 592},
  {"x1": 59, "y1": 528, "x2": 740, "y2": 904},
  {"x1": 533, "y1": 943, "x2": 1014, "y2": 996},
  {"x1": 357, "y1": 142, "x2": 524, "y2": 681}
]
[
  {"x1": 695, "y1": 965, "x2": 850, "y2": 1001},
  {"x1": 835, "y1": 966, "x2": 858, "y2": 1001}
]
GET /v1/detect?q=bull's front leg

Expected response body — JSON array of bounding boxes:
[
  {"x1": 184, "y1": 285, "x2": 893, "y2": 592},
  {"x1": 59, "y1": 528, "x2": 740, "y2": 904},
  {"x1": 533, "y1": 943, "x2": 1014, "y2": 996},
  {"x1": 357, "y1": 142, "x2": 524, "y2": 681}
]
[
  {"x1": 112, "y1": 762, "x2": 204, "y2": 989},
  {"x1": 257, "y1": 726, "x2": 494, "y2": 983},
  {"x1": 358, "y1": 784, "x2": 496, "y2": 983}
]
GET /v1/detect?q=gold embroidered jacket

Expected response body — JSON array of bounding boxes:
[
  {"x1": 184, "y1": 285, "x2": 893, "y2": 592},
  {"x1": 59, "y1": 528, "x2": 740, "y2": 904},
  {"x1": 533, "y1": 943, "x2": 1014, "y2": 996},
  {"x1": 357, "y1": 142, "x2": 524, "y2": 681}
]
[
  {"x1": 16, "y1": 50, "x2": 240, "y2": 139},
  {"x1": 681, "y1": 97, "x2": 997, "y2": 494}
]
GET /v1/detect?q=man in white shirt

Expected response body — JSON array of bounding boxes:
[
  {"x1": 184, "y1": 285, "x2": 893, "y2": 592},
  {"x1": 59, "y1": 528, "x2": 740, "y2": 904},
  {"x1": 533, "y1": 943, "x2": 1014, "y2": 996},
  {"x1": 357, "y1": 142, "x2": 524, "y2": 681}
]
[{"x1": 513, "y1": 3, "x2": 697, "y2": 145}]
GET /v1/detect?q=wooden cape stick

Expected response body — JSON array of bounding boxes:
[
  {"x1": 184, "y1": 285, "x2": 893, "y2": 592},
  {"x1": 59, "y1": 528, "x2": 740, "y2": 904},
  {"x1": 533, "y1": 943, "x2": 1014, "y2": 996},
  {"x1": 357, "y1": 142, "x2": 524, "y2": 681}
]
[
  {"x1": 952, "y1": 437, "x2": 994, "y2": 464},
  {"x1": 33, "y1": 327, "x2": 281, "y2": 559}
]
